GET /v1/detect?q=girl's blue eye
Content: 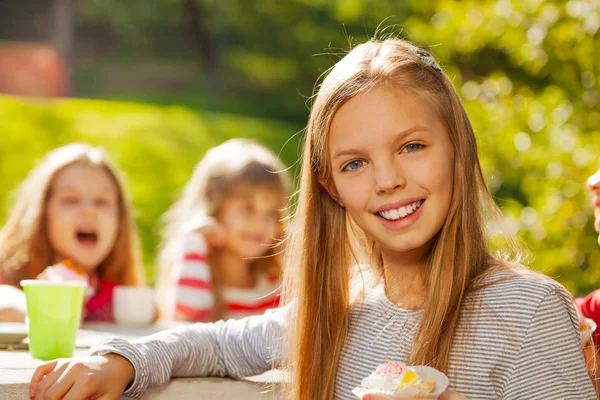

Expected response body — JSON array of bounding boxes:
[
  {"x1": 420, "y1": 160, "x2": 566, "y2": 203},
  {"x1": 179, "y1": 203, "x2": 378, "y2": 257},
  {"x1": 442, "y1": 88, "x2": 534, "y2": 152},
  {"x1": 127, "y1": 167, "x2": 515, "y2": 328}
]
[
  {"x1": 343, "y1": 160, "x2": 366, "y2": 171},
  {"x1": 402, "y1": 143, "x2": 424, "y2": 153}
]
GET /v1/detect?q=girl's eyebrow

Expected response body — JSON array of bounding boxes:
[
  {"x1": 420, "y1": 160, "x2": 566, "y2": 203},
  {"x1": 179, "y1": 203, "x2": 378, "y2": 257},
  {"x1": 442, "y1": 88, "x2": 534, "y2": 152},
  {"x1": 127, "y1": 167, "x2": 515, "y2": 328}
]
[
  {"x1": 390, "y1": 125, "x2": 431, "y2": 148},
  {"x1": 331, "y1": 124, "x2": 430, "y2": 160}
]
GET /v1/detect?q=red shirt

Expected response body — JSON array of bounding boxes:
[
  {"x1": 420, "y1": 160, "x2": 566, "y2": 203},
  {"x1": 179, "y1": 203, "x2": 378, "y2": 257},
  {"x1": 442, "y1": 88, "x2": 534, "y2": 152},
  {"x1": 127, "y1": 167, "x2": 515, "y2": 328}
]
[
  {"x1": 575, "y1": 288, "x2": 600, "y2": 345},
  {"x1": 84, "y1": 274, "x2": 116, "y2": 322}
]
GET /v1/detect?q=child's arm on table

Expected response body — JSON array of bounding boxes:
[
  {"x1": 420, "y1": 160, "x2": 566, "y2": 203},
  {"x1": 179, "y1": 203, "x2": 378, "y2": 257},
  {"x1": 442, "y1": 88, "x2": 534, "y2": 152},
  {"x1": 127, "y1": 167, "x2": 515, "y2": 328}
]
[
  {"x1": 31, "y1": 303, "x2": 290, "y2": 400},
  {"x1": 0, "y1": 284, "x2": 26, "y2": 322}
]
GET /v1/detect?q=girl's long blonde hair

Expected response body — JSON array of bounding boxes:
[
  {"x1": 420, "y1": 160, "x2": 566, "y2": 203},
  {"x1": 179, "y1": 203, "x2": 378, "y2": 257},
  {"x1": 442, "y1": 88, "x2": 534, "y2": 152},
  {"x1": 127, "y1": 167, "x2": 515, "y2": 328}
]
[
  {"x1": 157, "y1": 138, "x2": 291, "y2": 320},
  {"x1": 0, "y1": 143, "x2": 145, "y2": 287},
  {"x1": 281, "y1": 38, "x2": 523, "y2": 400}
]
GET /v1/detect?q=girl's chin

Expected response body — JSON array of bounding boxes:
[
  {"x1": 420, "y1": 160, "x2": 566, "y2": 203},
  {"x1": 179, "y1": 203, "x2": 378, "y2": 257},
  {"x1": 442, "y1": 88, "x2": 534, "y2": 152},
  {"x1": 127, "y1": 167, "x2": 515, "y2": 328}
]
[{"x1": 67, "y1": 251, "x2": 105, "y2": 270}]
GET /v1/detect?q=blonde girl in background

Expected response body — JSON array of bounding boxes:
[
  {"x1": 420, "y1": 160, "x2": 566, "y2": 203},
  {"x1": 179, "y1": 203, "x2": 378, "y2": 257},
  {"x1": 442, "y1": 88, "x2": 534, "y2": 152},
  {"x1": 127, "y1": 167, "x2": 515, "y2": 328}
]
[
  {"x1": 0, "y1": 143, "x2": 145, "y2": 322},
  {"x1": 30, "y1": 39, "x2": 596, "y2": 400},
  {"x1": 156, "y1": 138, "x2": 290, "y2": 322}
]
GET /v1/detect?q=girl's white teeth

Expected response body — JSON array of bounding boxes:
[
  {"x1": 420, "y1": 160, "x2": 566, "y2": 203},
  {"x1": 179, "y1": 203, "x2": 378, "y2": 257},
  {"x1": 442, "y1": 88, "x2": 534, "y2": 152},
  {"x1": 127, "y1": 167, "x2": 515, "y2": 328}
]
[{"x1": 378, "y1": 201, "x2": 423, "y2": 221}]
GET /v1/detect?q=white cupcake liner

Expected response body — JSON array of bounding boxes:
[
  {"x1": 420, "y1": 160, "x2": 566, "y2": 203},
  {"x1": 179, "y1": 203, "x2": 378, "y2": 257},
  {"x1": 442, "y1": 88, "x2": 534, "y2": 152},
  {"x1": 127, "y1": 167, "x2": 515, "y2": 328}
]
[
  {"x1": 581, "y1": 318, "x2": 597, "y2": 346},
  {"x1": 352, "y1": 365, "x2": 449, "y2": 399}
]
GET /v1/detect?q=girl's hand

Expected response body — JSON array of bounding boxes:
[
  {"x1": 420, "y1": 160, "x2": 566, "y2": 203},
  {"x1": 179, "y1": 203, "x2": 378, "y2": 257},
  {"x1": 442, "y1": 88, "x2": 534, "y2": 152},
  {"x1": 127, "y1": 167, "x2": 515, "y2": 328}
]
[
  {"x1": 30, "y1": 354, "x2": 135, "y2": 400},
  {"x1": 363, "y1": 389, "x2": 468, "y2": 400},
  {"x1": 195, "y1": 219, "x2": 227, "y2": 250},
  {"x1": 183, "y1": 215, "x2": 227, "y2": 249}
]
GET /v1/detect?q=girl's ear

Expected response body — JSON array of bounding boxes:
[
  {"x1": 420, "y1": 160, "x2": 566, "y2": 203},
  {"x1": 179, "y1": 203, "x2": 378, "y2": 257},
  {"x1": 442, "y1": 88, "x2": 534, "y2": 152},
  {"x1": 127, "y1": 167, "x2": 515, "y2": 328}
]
[{"x1": 318, "y1": 177, "x2": 345, "y2": 207}]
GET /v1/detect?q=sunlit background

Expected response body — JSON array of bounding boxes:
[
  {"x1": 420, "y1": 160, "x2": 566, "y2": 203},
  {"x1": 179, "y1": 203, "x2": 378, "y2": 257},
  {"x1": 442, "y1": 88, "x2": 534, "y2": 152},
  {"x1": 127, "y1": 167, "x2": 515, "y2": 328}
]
[{"x1": 1, "y1": 0, "x2": 599, "y2": 294}]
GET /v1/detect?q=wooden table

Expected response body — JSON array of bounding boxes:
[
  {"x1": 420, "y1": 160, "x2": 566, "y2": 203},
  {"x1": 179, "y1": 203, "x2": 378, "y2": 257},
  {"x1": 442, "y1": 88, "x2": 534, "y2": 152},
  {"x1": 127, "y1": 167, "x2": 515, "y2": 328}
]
[{"x1": 0, "y1": 322, "x2": 284, "y2": 399}]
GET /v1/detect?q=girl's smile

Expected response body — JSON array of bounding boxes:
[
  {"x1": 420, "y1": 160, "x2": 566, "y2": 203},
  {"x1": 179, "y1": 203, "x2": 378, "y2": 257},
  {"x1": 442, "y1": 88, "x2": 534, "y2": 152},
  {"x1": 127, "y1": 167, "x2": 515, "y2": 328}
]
[{"x1": 375, "y1": 198, "x2": 426, "y2": 231}]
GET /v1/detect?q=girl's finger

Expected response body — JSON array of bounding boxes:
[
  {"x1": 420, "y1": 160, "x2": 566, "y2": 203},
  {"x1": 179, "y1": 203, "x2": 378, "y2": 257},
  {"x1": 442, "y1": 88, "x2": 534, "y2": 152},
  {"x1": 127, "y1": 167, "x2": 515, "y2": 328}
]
[
  {"x1": 96, "y1": 394, "x2": 119, "y2": 400},
  {"x1": 214, "y1": 228, "x2": 227, "y2": 247},
  {"x1": 34, "y1": 361, "x2": 69, "y2": 400},
  {"x1": 439, "y1": 389, "x2": 467, "y2": 400},
  {"x1": 62, "y1": 379, "x2": 98, "y2": 400},
  {"x1": 29, "y1": 360, "x2": 59, "y2": 397},
  {"x1": 42, "y1": 365, "x2": 80, "y2": 400}
]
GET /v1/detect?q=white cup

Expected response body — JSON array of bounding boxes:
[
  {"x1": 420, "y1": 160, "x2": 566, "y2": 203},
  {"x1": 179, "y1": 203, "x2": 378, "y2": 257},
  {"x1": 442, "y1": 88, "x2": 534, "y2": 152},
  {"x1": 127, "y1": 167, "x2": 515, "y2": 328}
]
[{"x1": 113, "y1": 286, "x2": 155, "y2": 327}]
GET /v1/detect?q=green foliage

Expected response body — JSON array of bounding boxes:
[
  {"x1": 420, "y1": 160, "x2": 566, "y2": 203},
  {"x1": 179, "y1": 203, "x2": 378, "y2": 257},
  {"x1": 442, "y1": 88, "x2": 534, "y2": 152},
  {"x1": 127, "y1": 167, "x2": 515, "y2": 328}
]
[{"x1": 0, "y1": 95, "x2": 303, "y2": 283}]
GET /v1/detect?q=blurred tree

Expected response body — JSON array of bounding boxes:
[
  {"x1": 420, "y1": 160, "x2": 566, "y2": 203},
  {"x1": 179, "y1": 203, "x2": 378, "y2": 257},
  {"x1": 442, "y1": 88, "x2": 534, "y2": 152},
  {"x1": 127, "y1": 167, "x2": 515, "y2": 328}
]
[{"x1": 51, "y1": 0, "x2": 75, "y2": 93}]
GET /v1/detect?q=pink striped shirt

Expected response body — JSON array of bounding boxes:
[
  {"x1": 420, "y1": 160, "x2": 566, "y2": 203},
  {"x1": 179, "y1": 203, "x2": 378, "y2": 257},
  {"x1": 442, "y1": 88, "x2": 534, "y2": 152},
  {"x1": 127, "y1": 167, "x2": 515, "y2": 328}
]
[{"x1": 165, "y1": 231, "x2": 280, "y2": 321}]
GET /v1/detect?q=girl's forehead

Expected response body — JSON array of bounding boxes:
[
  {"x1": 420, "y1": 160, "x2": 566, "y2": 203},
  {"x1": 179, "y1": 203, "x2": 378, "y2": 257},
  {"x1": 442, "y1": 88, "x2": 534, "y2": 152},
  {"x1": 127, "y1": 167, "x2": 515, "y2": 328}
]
[
  {"x1": 51, "y1": 163, "x2": 118, "y2": 193},
  {"x1": 328, "y1": 86, "x2": 445, "y2": 153},
  {"x1": 228, "y1": 184, "x2": 285, "y2": 205}
]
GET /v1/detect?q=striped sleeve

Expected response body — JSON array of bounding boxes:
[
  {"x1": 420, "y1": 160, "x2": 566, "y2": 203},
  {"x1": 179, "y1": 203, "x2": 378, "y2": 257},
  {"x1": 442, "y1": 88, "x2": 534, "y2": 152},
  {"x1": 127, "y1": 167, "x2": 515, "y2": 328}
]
[
  {"x1": 89, "y1": 305, "x2": 290, "y2": 399},
  {"x1": 502, "y1": 289, "x2": 596, "y2": 399},
  {"x1": 171, "y1": 232, "x2": 215, "y2": 321}
]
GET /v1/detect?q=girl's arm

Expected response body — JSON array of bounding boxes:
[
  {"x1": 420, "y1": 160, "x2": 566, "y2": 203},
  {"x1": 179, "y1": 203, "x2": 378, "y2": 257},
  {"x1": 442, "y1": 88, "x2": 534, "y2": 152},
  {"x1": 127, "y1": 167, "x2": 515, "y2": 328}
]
[
  {"x1": 0, "y1": 284, "x2": 26, "y2": 322},
  {"x1": 89, "y1": 303, "x2": 290, "y2": 399},
  {"x1": 502, "y1": 290, "x2": 597, "y2": 399},
  {"x1": 170, "y1": 231, "x2": 215, "y2": 321}
]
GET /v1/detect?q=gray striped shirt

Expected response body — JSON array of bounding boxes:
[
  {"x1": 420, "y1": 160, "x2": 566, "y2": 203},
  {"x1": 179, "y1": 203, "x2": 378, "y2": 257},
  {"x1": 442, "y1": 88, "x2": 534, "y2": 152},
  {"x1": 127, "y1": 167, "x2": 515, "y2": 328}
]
[{"x1": 90, "y1": 272, "x2": 596, "y2": 399}]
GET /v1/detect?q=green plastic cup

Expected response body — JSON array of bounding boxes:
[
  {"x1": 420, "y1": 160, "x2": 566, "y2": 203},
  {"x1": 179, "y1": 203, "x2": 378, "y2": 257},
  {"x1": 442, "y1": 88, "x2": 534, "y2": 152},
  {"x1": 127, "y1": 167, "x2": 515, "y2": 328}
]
[{"x1": 20, "y1": 280, "x2": 87, "y2": 360}]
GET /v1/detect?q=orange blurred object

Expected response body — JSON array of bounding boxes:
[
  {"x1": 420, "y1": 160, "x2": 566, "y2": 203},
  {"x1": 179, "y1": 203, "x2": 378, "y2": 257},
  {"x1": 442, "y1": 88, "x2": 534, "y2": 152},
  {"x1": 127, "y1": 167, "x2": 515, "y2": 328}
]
[
  {"x1": 0, "y1": 41, "x2": 68, "y2": 97},
  {"x1": 61, "y1": 259, "x2": 85, "y2": 276}
]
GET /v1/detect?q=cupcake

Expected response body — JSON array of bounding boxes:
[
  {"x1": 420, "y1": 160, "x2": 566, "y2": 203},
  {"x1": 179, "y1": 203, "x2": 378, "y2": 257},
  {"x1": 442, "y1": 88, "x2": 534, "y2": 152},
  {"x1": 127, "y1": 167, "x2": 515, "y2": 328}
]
[
  {"x1": 43, "y1": 259, "x2": 87, "y2": 282},
  {"x1": 352, "y1": 360, "x2": 448, "y2": 399},
  {"x1": 41, "y1": 260, "x2": 92, "y2": 296}
]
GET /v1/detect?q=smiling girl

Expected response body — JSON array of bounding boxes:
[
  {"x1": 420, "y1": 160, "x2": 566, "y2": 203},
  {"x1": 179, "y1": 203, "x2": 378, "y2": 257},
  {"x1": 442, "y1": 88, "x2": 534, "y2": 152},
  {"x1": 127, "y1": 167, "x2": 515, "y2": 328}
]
[
  {"x1": 156, "y1": 138, "x2": 290, "y2": 322},
  {"x1": 30, "y1": 39, "x2": 595, "y2": 400},
  {"x1": 0, "y1": 143, "x2": 145, "y2": 322}
]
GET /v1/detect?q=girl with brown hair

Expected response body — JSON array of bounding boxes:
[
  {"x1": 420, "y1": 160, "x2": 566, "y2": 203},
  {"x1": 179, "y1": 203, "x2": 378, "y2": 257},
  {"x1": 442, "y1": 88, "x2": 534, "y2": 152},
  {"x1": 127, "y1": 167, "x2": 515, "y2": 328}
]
[{"x1": 156, "y1": 138, "x2": 290, "y2": 322}]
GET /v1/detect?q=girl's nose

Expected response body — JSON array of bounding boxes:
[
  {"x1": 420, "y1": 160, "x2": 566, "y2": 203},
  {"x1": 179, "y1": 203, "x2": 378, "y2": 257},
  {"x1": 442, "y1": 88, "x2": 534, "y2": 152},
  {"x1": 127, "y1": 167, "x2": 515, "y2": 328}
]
[
  {"x1": 587, "y1": 169, "x2": 600, "y2": 192},
  {"x1": 80, "y1": 199, "x2": 96, "y2": 214},
  {"x1": 375, "y1": 161, "x2": 406, "y2": 194}
]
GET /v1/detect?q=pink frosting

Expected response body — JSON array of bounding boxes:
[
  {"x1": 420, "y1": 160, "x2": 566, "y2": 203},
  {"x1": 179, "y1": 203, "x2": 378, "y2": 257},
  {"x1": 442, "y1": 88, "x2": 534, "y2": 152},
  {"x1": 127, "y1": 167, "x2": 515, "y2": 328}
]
[
  {"x1": 45, "y1": 264, "x2": 87, "y2": 282},
  {"x1": 375, "y1": 360, "x2": 406, "y2": 376}
]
